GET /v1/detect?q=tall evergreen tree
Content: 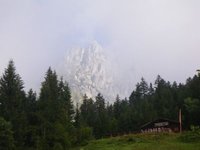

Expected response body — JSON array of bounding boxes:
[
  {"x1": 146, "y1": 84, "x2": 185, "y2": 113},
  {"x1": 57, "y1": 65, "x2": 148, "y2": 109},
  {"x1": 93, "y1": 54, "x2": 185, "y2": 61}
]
[
  {"x1": 113, "y1": 95, "x2": 121, "y2": 120},
  {"x1": 23, "y1": 89, "x2": 39, "y2": 148},
  {"x1": 0, "y1": 60, "x2": 26, "y2": 147},
  {"x1": 74, "y1": 103, "x2": 81, "y2": 128},
  {"x1": 38, "y1": 68, "x2": 73, "y2": 149},
  {"x1": 80, "y1": 94, "x2": 96, "y2": 127},
  {"x1": 58, "y1": 79, "x2": 74, "y2": 124},
  {"x1": 0, "y1": 60, "x2": 25, "y2": 120},
  {"x1": 94, "y1": 93, "x2": 109, "y2": 138}
]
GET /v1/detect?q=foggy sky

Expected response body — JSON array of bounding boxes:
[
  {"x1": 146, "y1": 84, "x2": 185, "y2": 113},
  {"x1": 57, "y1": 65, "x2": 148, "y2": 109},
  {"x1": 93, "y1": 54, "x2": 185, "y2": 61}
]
[{"x1": 0, "y1": 0, "x2": 200, "y2": 93}]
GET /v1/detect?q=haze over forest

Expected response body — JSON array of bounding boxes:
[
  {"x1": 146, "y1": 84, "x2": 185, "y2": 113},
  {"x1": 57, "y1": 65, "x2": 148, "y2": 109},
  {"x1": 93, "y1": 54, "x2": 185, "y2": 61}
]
[
  {"x1": 1, "y1": 0, "x2": 200, "y2": 97},
  {"x1": 1, "y1": 1, "x2": 200, "y2": 149}
]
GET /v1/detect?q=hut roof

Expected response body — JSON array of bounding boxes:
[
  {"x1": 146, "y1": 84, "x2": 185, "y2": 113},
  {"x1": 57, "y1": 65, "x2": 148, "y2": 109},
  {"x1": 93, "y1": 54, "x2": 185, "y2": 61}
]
[{"x1": 141, "y1": 118, "x2": 179, "y2": 129}]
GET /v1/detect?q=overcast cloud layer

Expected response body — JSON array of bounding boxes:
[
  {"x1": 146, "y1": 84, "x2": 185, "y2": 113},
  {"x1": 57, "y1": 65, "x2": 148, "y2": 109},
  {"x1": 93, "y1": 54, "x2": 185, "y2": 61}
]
[{"x1": 0, "y1": 0, "x2": 200, "y2": 93}]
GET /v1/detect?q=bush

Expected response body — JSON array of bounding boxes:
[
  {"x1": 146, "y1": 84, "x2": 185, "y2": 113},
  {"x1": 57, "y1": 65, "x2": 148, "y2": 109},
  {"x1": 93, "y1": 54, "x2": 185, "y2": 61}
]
[
  {"x1": 53, "y1": 143, "x2": 63, "y2": 150},
  {"x1": 76, "y1": 127, "x2": 93, "y2": 145},
  {"x1": 179, "y1": 126, "x2": 200, "y2": 143}
]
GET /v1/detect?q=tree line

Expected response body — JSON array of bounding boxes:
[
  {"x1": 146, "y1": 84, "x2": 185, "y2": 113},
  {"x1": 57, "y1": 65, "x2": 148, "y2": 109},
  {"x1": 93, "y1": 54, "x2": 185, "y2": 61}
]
[
  {"x1": 0, "y1": 60, "x2": 200, "y2": 149},
  {"x1": 75, "y1": 75, "x2": 200, "y2": 139}
]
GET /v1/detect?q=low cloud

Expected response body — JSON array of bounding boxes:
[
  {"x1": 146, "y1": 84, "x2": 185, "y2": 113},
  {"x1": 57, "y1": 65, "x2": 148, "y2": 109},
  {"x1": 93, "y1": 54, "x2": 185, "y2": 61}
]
[{"x1": 0, "y1": 0, "x2": 200, "y2": 93}]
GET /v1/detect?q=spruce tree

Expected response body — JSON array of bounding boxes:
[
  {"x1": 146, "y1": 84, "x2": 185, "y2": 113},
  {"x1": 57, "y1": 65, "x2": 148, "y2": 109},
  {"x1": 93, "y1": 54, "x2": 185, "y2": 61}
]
[
  {"x1": 38, "y1": 68, "x2": 73, "y2": 149},
  {"x1": 0, "y1": 60, "x2": 25, "y2": 120},
  {"x1": 94, "y1": 93, "x2": 109, "y2": 138},
  {"x1": 23, "y1": 89, "x2": 39, "y2": 148},
  {"x1": 0, "y1": 60, "x2": 26, "y2": 147}
]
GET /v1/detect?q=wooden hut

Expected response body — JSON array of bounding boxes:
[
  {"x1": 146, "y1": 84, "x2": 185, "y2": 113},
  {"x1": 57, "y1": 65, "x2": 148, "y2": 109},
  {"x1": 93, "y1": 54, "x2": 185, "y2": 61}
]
[{"x1": 141, "y1": 118, "x2": 180, "y2": 133}]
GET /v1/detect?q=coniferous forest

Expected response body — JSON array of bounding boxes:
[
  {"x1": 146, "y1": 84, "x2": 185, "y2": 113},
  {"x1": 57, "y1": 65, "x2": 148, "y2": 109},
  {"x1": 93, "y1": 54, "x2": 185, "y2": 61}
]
[{"x1": 0, "y1": 60, "x2": 200, "y2": 149}]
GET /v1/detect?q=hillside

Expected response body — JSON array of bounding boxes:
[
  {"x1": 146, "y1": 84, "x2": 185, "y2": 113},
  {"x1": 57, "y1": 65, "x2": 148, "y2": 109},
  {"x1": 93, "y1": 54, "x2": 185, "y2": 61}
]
[{"x1": 71, "y1": 133, "x2": 200, "y2": 150}]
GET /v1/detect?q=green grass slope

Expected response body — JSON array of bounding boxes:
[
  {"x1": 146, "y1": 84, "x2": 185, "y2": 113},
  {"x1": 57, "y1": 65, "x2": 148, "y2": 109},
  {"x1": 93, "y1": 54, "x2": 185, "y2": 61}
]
[{"x1": 71, "y1": 133, "x2": 200, "y2": 150}]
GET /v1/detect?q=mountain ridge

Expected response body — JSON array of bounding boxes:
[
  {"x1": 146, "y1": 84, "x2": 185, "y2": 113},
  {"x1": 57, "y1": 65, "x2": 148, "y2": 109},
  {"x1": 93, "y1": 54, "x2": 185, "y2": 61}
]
[{"x1": 60, "y1": 41, "x2": 131, "y2": 104}]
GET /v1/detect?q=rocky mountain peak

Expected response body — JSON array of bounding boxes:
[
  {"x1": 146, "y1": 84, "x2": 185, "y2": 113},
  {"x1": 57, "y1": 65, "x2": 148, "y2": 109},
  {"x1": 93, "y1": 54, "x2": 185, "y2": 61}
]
[{"x1": 60, "y1": 41, "x2": 131, "y2": 104}]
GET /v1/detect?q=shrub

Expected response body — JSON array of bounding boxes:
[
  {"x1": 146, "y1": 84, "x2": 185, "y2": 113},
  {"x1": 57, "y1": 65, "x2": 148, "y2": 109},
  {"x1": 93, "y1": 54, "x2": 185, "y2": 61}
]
[
  {"x1": 53, "y1": 143, "x2": 63, "y2": 150},
  {"x1": 76, "y1": 127, "x2": 93, "y2": 146},
  {"x1": 179, "y1": 126, "x2": 200, "y2": 143}
]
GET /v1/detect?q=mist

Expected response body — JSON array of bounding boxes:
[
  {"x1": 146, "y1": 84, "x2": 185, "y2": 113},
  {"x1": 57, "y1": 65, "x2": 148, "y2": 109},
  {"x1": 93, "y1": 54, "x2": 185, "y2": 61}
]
[{"x1": 0, "y1": 0, "x2": 200, "y2": 94}]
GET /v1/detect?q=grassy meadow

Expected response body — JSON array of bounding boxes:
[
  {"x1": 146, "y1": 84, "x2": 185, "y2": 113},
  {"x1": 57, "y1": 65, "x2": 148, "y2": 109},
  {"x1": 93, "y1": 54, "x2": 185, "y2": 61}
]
[{"x1": 71, "y1": 132, "x2": 200, "y2": 150}]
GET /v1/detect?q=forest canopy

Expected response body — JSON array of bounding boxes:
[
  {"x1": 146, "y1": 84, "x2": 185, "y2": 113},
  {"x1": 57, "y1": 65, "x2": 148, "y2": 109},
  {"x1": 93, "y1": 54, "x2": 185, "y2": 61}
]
[{"x1": 0, "y1": 60, "x2": 200, "y2": 149}]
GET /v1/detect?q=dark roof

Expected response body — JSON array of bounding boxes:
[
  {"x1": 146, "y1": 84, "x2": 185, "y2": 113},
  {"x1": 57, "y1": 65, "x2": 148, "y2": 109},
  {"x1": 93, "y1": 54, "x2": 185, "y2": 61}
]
[{"x1": 141, "y1": 118, "x2": 179, "y2": 129}]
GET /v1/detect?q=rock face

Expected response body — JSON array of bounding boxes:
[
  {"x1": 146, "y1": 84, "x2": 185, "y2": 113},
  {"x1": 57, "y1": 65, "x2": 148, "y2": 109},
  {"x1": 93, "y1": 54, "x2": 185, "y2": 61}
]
[{"x1": 62, "y1": 41, "x2": 130, "y2": 104}]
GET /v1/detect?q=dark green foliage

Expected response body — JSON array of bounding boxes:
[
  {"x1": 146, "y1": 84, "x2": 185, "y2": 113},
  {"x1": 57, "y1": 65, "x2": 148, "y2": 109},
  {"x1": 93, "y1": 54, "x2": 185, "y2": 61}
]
[
  {"x1": 78, "y1": 74, "x2": 200, "y2": 138},
  {"x1": 179, "y1": 126, "x2": 200, "y2": 143},
  {"x1": 93, "y1": 93, "x2": 109, "y2": 138},
  {"x1": 0, "y1": 60, "x2": 27, "y2": 147},
  {"x1": 0, "y1": 61, "x2": 75, "y2": 149},
  {"x1": 74, "y1": 103, "x2": 81, "y2": 128},
  {"x1": 37, "y1": 68, "x2": 74, "y2": 149},
  {"x1": 184, "y1": 98, "x2": 200, "y2": 128},
  {"x1": 58, "y1": 79, "x2": 74, "y2": 122},
  {"x1": 23, "y1": 89, "x2": 39, "y2": 148},
  {"x1": 0, "y1": 60, "x2": 25, "y2": 119},
  {"x1": 53, "y1": 142, "x2": 64, "y2": 150},
  {"x1": 0, "y1": 117, "x2": 15, "y2": 150},
  {"x1": 80, "y1": 95, "x2": 96, "y2": 127},
  {"x1": 1, "y1": 60, "x2": 200, "y2": 149},
  {"x1": 76, "y1": 127, "x2": 93, "y2": 146}
]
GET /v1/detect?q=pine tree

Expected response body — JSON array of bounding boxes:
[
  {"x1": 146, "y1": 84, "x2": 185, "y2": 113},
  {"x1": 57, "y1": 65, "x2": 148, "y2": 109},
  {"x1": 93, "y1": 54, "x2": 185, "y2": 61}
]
[
  {"x1": 113, "y1": 95, "x2": 121, "y2": 120},
  {"x1": 38, "y1": 68, "x2": 73, "y2": 149},
  {"x1": 94, "y1": 93, "x2": 109, "y2": 138},
  {"x1": 58, "y1": 79, "x2": 75, "y2": 146},
  {"x1": 80, "y1": 95, "x2": 96, "y2": 127},
  {"x1": 23, "y1": 89, "x2": 39, "y2": 148},
  {"x1": 0, "y1": 60, "x2": 26, "y2": 147},
  {"x1": 58, "y1": 79, "x2": 74, "y2": 124},
  {"x1": 74, "y1": 103, "x2": 81, "y2": 128},
  {"x1": 0, "y1": 60, "x2": 25, "y2": 120}
]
